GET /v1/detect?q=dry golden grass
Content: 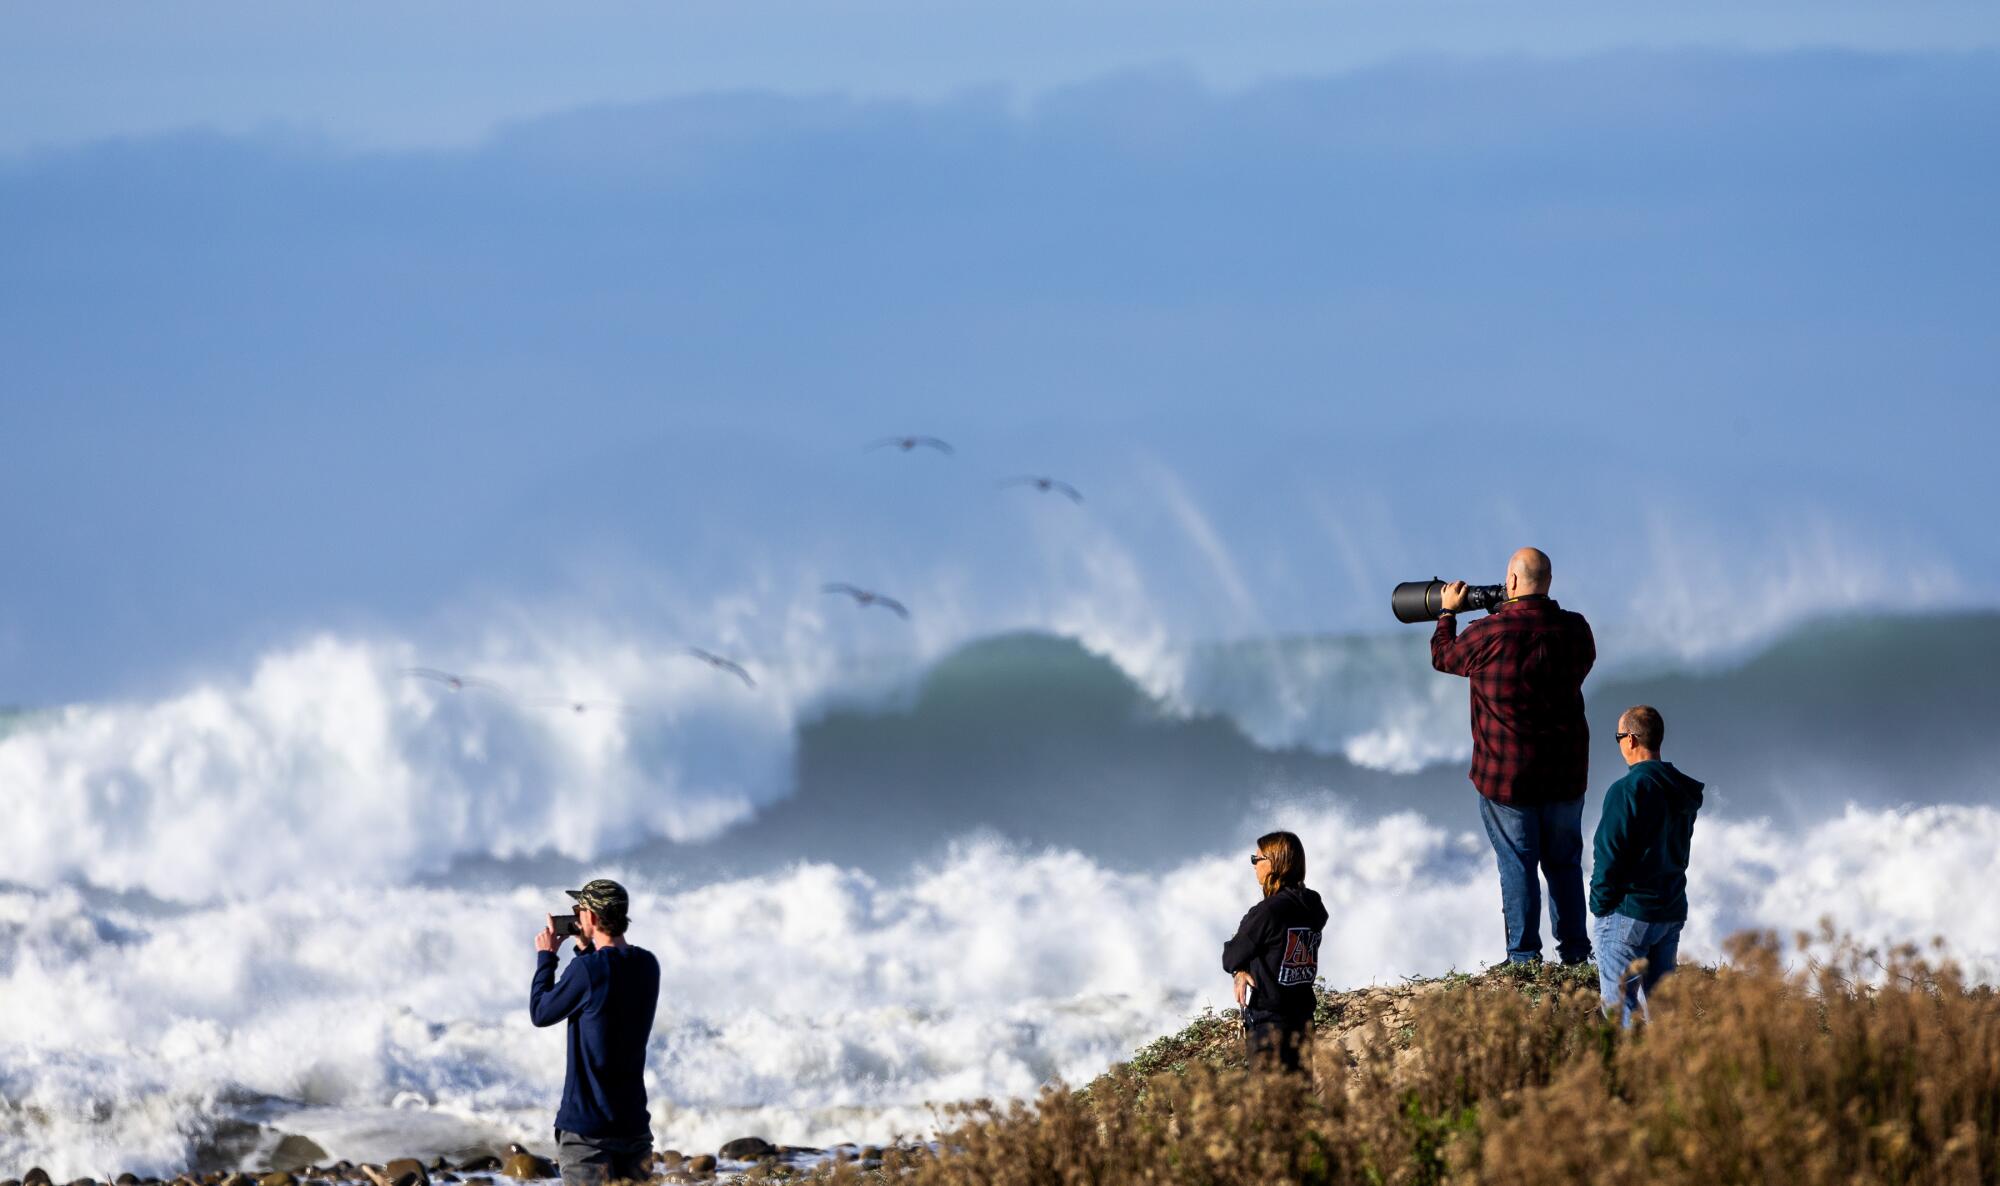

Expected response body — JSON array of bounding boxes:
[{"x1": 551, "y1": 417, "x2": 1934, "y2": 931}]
[{"x1": 813, "y1": 932, "x2": 2000, "y2": 1186}]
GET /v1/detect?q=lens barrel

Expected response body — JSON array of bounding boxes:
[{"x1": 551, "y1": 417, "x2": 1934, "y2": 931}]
[
  {"x1": 1391, "y1": 580, "x2": 1445, "y2": 623},
  {"x1": 1464, "y1": 584, "x2": 1507, "y2": 612},
  {"x1": 1391, "y1": 580, "x2": 1509, "y2": 622}
]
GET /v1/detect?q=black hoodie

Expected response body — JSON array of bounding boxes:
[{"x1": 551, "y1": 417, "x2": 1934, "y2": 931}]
[{"x1": 1221, "y1": 884, "x2": 1330, "y2": 1026}]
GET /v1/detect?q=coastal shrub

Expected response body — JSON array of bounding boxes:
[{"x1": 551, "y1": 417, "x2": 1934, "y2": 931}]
[{"x1": 820, "y1": 933, "x2": 1999, "y2": 1186}]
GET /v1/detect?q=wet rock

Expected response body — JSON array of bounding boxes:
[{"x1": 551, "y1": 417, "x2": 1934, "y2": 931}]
[
  {"x1": 715, "y1": 1139, "x2": 775, "y2": 1163},
  {"x1": 652, "y1": 1152, "x2": 682, "y2": 1172},
  {"x1": 382, "y1": 1161, "x2": 427, "y2": 1186},
  {"x1": 117, "y1": 1175, "x2": 142, "y2": 1186},
  {"x1": 259, "y1": 1175, "x2": 298, "y2": 1186},
  {"x1": 64, "y1": 1178, "x2": 99, "y2": 1186},
  {"x1": 684, "y1": 1156, "x2": 716, "y2": 1177},
  {"x1": 24, "y1": 1170, "x2": 52, "y2": 1186},
  {"x1": 268, "y1": 1137, "x2": 330, "y2": 1174},
  {"x1": 1, "y1": 1177, "x2": 19, "y2": 1186},
  {"x1": 449, "y1": 1157, "x2": 500, "y2": 1177},
  {"x1": 498, "y1": 1151, "x2": 552, "y2": 1182},
  {"x1": 220, "y1": 1174, "x2": 253, "y2": 1186}
]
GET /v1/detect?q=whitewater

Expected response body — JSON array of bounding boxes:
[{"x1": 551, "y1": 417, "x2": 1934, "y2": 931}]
[{"x1": 3, "y1": 600, "x2": 1998, "y2": 1177}]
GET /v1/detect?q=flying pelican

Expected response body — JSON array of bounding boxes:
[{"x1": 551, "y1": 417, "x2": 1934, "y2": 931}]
[
  {"x1": 822, "y1": 583, "x2": 911, "y2": 619},
  {"x1": 399, "y1": 667, "x2": 507, "y2": 694},
  {"x1": 867, "y1": 435, "x2": 954, "y2": 455},
  {"x1": 998, "y1": 475, "x2": 1084, "y2": 503},
  {"x1": 686, "y1": 647, "x2": 757, "y2": 689}
]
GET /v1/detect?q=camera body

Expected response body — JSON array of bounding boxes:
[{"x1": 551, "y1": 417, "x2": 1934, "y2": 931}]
[{"x1": 1391, "y1": 578, "x2": 1507, "y2": 624}]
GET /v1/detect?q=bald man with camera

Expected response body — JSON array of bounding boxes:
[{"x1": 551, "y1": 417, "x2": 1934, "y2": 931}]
[{"x1": 1430, "y1": 547, "x2": 1597, "y2": 967}]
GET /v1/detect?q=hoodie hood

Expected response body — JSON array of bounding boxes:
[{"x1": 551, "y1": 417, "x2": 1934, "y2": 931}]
[
  {"x1": 1652, "y1": 761, "x2": 1706, "y2": 812},
  {"x1": 1281, "y1": 884, "x2": 1330, "y2": 929}
]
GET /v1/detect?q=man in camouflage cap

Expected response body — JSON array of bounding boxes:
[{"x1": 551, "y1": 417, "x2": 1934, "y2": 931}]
[
  {"x1": 566, "y1": 878, "x2": 631, "y2": 930},
  {"x1": 531, "y1": 878, "x2": 660, "y2": 1185}
]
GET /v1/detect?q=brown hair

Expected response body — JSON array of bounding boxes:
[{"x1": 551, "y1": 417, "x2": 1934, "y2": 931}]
[
  {"x1": 1256, "y1": 831, "x2": 1307, "y2": 898},
  {"x1": 580, "y1": 904, "x2": 630, "y2": 937}
]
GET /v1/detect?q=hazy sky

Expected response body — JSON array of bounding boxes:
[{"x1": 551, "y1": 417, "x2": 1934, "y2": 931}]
[
  {"x1": 7, "y1": 1, "x2": 2000, "y2": 151},
  {"x1": 4, "y1": 10, "x2": 1998, "y2": 703}
]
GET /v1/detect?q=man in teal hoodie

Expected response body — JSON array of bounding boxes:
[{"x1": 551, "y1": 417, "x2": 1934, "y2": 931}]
[{"x1": 1591, "y1": 705, "x2": 1704, "y2": 1025}]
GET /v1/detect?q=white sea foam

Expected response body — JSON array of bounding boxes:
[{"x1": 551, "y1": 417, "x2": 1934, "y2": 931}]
[
  {"x1": 0, "y1": 604, "x2": 863, "y2": 902},
  {"x1": 3, "y1": 803, "x2": 1996, "y2": 1178}
]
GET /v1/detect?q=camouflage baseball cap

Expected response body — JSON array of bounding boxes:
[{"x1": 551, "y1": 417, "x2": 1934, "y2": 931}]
[{"x1": 565, "y1": 878, "x2": 630, "y2": 918}]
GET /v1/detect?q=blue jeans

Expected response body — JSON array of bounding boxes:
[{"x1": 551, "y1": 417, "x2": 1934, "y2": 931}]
[
  {"x1": 557, "y1": 1129, "x2": 653, "y2": 1186},
  {"x1": 1593, "y1": 912, "x2": 1683, "y2": 1026},
  {"x1": 1477, "y1": 796, "x2": 1591, "y2": 965}
]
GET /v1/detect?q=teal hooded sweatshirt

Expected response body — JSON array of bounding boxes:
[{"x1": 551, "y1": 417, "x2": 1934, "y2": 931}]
[{"x1": 1590, "y1": 759, "x2": 1705, "y2": 922}]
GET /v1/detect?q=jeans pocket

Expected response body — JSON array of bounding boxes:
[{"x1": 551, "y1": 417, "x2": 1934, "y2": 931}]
[{"x1": 1597, "y1": 912, "x2": 1642, "y2": 957}]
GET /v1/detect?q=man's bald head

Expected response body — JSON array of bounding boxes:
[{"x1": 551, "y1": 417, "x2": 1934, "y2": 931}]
[
  {"x1": 1508, "y1": 547, "x2": 1552, "y2": 596},
  {"x1": 1618, "y1": 705, "x2": 1664, "y2": 752}
]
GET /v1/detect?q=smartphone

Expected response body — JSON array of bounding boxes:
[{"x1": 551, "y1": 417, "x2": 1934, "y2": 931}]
[{"x1": 551, "y1": 914, "x2": 581, "y2": 938}]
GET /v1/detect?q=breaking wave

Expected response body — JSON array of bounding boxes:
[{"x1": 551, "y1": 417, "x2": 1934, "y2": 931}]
[{"x1": 2, "y1": 611, "x2": 1996, "y2": 901}]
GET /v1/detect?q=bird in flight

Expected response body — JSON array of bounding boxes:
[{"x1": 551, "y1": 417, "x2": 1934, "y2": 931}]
[
  {"x1": 400, "y1": 667, "x2": 508, "y2": 694},
  {"x1": 867, "y1": 436, "x2": 954, "y2": 455},
  {"x1": 686, "y1": 647, "x2": 757, "y2": 689},
  {"x1": 822, "y1": 583, "x2": 911, "y2": 619},
  {"x1": 999, "y1": 475, "x2": 1084, "y2": 503},
  {"x1": 529, "y1": 697, "x2": 632, "y2": 716}
]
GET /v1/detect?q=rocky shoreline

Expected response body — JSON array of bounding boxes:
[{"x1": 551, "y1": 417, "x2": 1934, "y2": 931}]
[{"x1": 1, "y1": 1133, "x2": 933, "y2": 1186}]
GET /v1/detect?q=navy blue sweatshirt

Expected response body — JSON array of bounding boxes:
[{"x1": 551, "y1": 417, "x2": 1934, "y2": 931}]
[
  {"x1": 530, "y1": 944, "x2": 661, "y2": 1139},
  {"x1": 1221, "y1": 885, "x2": 1329, "y2": 1027},
  {"x1": 1591, "y1": 760, "x2": 1705, "y2": 923}
]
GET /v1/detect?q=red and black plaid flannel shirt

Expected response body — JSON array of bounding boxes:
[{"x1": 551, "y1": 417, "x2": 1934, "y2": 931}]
[{"x1": 1431, "y1": 596, "x2": 1596, "y2": 806}]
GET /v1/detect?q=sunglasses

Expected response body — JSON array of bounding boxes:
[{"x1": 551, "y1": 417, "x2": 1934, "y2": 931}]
[{"x1": 1249, "y1": 853, "x2": 1271, "y2": 865}]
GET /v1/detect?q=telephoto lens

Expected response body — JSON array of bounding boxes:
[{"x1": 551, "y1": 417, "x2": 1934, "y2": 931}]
[
  {"x1": 1391, "y1": 580, "x2": 1444, "y2": 623},
  {"x1": 1391, "y1": 579, "x2": 1507, "y2": 623}
]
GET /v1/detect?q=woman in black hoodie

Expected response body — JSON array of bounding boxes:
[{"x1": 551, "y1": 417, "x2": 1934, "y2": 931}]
[{"x1": 1222, "y1": 830, "x2": 1330, "y2": 1071}]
